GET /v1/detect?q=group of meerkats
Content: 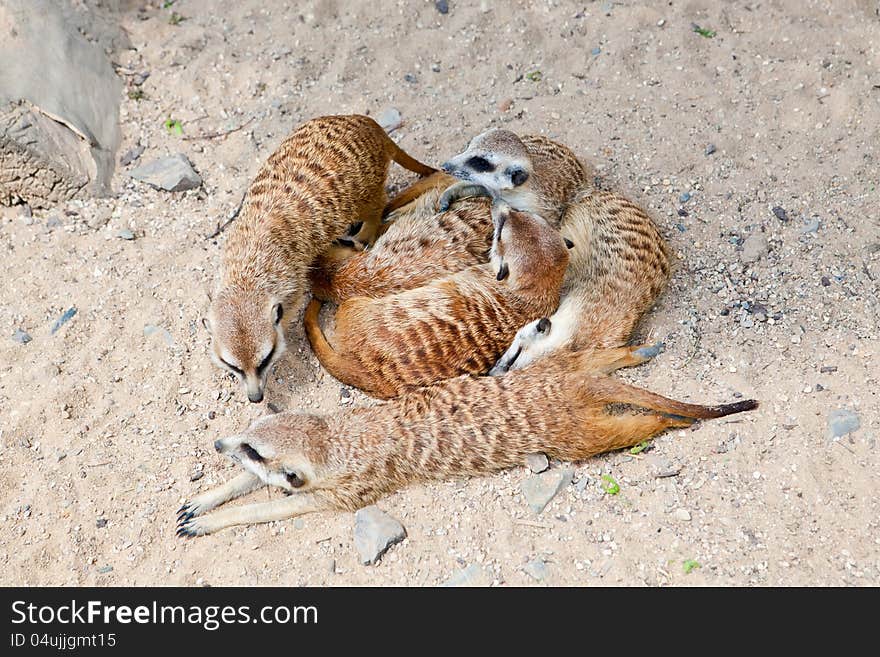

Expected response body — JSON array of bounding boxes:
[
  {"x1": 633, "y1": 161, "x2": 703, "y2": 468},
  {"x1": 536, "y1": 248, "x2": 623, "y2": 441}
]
[{"x1": 176, "y1": 115, "x2": 757, "y2": 538}]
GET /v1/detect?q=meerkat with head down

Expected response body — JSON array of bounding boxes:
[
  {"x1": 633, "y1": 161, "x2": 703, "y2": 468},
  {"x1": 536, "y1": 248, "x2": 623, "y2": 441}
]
[
  {"x1": 177, "y1": 344, "x2": 758, "y2": 537},
  {"x1": 304, "y1": 200, "x2": 570, "y2": 399},
  {"x1": 205, "y1": 114, "x2": 434, "y2": 403}
]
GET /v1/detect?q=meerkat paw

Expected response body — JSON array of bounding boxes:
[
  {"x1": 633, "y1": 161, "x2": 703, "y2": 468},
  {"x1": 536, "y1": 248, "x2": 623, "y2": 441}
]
[
  {"x1": 176, "y1": 514, "x2": 214, "y2": 538},
  {"x1": 176, "y1": 496, "x2": 215, "y2": 522}
]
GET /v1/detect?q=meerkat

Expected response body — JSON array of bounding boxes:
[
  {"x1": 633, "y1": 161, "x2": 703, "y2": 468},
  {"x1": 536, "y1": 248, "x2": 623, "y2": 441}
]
[
  {"x1": 205, "y1": 114, "x2": 434, "y2": 403},
  {"x1": 309, "y1": 133, "x2": 589, "y2": 304},
  {"x1": 490, "y1": 188, "x2": 670, "y2": 374},
  {"x1": 437, "y1": 128, "x2": 593, "y2": 224},
  {"x1": 304, "y1": 201, "x2": 570, "y2": 399},
  {"x1": 176, "y1": 344, "x2": 758, "y2": 537}
]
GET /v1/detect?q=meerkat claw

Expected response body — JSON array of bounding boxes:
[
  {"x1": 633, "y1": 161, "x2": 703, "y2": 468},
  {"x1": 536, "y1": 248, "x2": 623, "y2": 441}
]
[{"x1": 634, "y1": 342, "x2": 664, "y2": 360}]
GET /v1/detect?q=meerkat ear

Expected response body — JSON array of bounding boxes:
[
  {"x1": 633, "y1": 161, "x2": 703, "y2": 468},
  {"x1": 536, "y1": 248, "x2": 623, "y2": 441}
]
[
  {"x1": 509, "y1": 168, "x2": 529, "y2": 187},
  {"x1": 273, "y1": 303, "x2": 284, "y2": 325}
]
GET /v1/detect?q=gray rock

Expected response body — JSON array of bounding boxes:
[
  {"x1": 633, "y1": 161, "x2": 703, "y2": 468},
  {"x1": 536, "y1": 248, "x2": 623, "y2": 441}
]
[
  {"x1": 97, "y1": 565, "x2": 113, "y2": 574},
  {"x1": 143, "y1": 324, "x2": 175, "y2": 348},
  {"x1": 772, "y1": 206, "x2": 789, "y2": 222},
  {"x1": 741, "y1": 233, "x2": 769, "y2": 264},
  {"x1": 801, "y1": 217, "x2": 820, "y2": 234},
  {"x1": 523, "y1": 559, "x2": 547, "y2": 581},
  {"x1": 674, "y1": 508, "x2": 692, "y2": 522},
  {"x1": 441, "y1": 564, "x2": 487, "y2": 587},
  {"x1": 50, "y1": 307, "x2": 77, "y2": 334},
  {"x1": 526, "y1": 452, "x2": 549, "y2": 473},
  {"x1": 521, "y1": 468, "x2": 573, "y2": 514},
  {"x1": 354, "y1": 506, "x2": 406, "y2": 565},
  {"x1": 828, "y1": 409, "x2": 860, "y2": 439},
  {"x1": 679, "y1": 191, "x2": 691, "y2": 203},
  {"x1": 116, "y1": 228, "x2": 135, "y2": 240},
  {"x1": 46, "y1": 215, "x2": 62, "y2": 229},
  {"x1": 130, "y1": 153, "x2": 201, "y2": 192},
  {"x1": 705, "y1": 143, "x2": 717, "y2": 156},
  {"x1": 119, "y1": 144, "x2": 145, "y2": 167},
  {"x1": 434, "y1": 0, "x2": 449, "y2": 14},
  {"x1": 12, "y1": 328, "x2": 31, "y2": 344},
  {"x1": 375, "y1": 107, "x2": 402, "y2": 133}
]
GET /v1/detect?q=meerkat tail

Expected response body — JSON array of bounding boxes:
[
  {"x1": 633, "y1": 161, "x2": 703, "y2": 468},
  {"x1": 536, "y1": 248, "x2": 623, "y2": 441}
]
[
  {"x1": 387, "y1": 140, "x2": 436, "y2": 177},
  {"x1": 383, "y1": 171, "x2": 454, "y2": 217},
  {"x1": 303, "y1": 298, "x2": 378, "y2": 393},
  {"x1": 587, "y1": 376, "x2": 759, "y2": 420}
]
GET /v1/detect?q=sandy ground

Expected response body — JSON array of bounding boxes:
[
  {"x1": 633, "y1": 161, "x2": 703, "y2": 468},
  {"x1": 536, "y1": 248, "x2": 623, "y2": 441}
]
[{"x1": 1, "y1": 0, "x2": 878, "y2": 586}]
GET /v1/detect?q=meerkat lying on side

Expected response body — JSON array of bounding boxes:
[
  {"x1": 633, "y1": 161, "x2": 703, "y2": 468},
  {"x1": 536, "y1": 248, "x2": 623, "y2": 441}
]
[
  {"x1": 490, "y1": 188, "x2": 670, "y2": 374},
  {"x1": 304, "y1": 201, "x2": 570, "y2": 399},
  {"x1": 205, "y1": 114, "x2": 434, "y2": 403},
  {"x1": 438, "y1": 128, "x2": 592, "y2": 223},
  {"x1": 176, "y1": 345, "x2": 758, "y2": 537},
  {"x1": 309, "y1": 134, "x2": 589, "y2": 304}
]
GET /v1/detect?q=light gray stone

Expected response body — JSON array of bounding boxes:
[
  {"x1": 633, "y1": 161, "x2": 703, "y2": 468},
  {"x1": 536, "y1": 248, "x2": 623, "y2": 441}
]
[
  {"x1": 130, "y1": 153, "x2": 201, "y2": 192},
  {"x1": 376, "y1": 107, "x2": 402, "y2": 133},
  {"x1": 828, "y1": 409, "x2": 860, "y2": 439},
  {"x1": 741, "y1": 233, "x2": 769, "y2": 264},
  {"x1": 354, "y1": 506, "x2": 406, "y2": 565},
  {"x1": 525, "y1": 452, "x2": 549, "y2": 474},
  {"x1": 523, "y1": 559, "x2": 548, "y2": 581},
  {"x1": 521, "y1": 468, "x2": 573, "y2": 514}
]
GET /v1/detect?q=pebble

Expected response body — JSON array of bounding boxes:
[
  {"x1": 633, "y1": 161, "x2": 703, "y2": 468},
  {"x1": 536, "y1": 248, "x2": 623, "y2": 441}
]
[
  {"x1": 97, "y1": 565, "x2": 113, "y2": 574},
  {"x1": 827, "y1": 409, "x2": 860, "y2": 439},
  {"x1": 50, "y1": 307, "x2": 77, "y2": 334},
  {"x1": 88, "y1": 207, "x2": 112, "y2": 229},
  {"x1": 12, "y1": 329, "x2": 32, "y2": 344},
  {"x1": 129, "y1": 154, "x2": 202, "y2": 192},
  {"x1": 741, "y1": 233, "x2": 769, "y2": 264},
  {"x1": 521, "y1": 468, "x2": 573, "y2": 514},
  {"x1": 434, "y1": 0, "x2": 449, "y2": 14},
  {"x1": 801, "y1": 217, "x2": 820, "y2": 234},
  {"x1": 674, "y1": 508, "x2": 692, "y2": 522},
  {"x1": 523, "y1": 559, "x2": 548, "y2": 581},
  {"x1": 679, "y1": 191, "x2": 691, "y2": 203},
  {"x1": 591, "y1": 47, "x2": 601, "y2": 56},
  {"x1": 116, "y1": 229, "x2": 135, "y2": 240},
  {"x1": 498, "y1": 98, "x2": 513, "y2": 112},
  {"x1": 143, "y1": 324, "x2": 176, "y2": 349},
  {"x1": 375, "y1": 107, "x2": 402, "y2": 133},
  {"x1": 705, "y1": 143, "x2": 717, "y2": 155},
  {"x1": 96, "y1": 518, "x2": 107, "y2": 529},
  {"x1": 46, "y1": 216, "x2": 63, "y2": 229},
  {"x1": 441, "y1": 564, "x2": 484, "y2": 587},
  {"x1": 821, "y1": 276, "x2": 831, "y2": 287},
  {"x1": 403, "y1": 73, "x2": 418, "y2": 84},
  {"x1": 772, "y1": 206, "x2": 789, "y2": 222},
  {"x1": 119, "y1": 144, "x2": 145, "y2": 167},
  {"x1": 353, "y1": 506, "x2": 406, "y2": 565},
  {"x1": 525, "y1": 453, "x2": 549, "y2": 474},
  {"x1": 819, "y1": 365, "x2": 837, "y2": 374}
]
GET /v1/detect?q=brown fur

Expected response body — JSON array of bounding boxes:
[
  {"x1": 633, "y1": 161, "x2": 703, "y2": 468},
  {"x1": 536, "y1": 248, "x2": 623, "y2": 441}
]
[
  {"x1": 177, "y1": 345, "x2": 758, "y2": 536},
  {"x1": 305, "y1": 205, "x2": 570, "y2": 399},
  {"x1": 207, "y1": 114, "x2": 434, "y2": 402},
  {"x1": 310, "y1": 135, "x2": 589, "y2": 305}
]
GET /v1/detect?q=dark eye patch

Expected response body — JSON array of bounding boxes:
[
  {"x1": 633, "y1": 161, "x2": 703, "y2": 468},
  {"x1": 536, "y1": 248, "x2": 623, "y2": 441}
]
[
  {"x1": 465, "y1": 156, "x2": 495, "y2": 173},
  {"x1": 240, "y1": 443, "x2": 264, "y2": 463},
  {"x1": 286, "y1": 471, "x2": 305, "y2": 488},
  {"x1": 256, "y1": 345, "x2": 276, "y2": 375},
  {"x1": 220, "y1": 358, "x2": 244, "y2": 377}
]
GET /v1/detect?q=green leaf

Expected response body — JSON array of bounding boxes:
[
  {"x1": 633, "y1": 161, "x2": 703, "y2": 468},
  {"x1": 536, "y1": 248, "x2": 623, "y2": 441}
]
[
  {"x1": 601, "y1": 474, "x2": 620, "y2": 495},
  {"x1": 162, "y1": 1, "x2": 175, "y2": 7},
  {"x1": 169, "y1": 11, "x2": 185, "y2": 25},
  {"x1": 683, "y1": 559, "x2": 701, "y2": 574},
  {"x1": 526, "y1": 70, "x2": 543, "y2": 82},
  {"x1": 692, "y1": 25, "x2": 716, "y2": 38},
  {"x1": 629, "y1": 440, "x2": 650, "y2": 455},
  {"x1": 164, "y1": 118, "x2": 183, "y2": 136},
  {"x1": 127, "y1": 89, "x2": 145, "y2": 101}
]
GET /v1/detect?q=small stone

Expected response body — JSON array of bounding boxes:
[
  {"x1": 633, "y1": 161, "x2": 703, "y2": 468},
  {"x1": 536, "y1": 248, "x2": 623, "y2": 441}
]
[
  {"x1": 828, "y1": 409, "x2": 860, "y2": 439},
  {"x1": 430, "y1": 62, "x2": 441, "y2": 72},
  {"x1": 132, "y1": 71, "x2": 150, "y2": 86},
  {"x1": 143, "y1": 324, "x2": 176, "y2": 348},
  {"x1": 441, "y1": 564, "x2": 486, "y2": 587},
  {"x1": 375, "y1": 107, "x2": 402, "y2": 133},
  {"x1": 96, "y1": 518, "x2": 107, "y2": 528},
  {"x1": 821, "y1": 276, "x2": 831, "y2": 287},
  {"x1": 705, "y1": 143, "x2": 717, "y2": 156},
  {"x1": 88, "y1": 207, "x2": 112, "y2": 229},
  {"x1": 12, "y1": 329, "x2": 32, "y2": 344},
  {"x1": 801, "y1": 217, "x2": 820, "y2": 234},
  {"x1": 498, "y1": 97, "x2": 513, "y2": 112},
  {"x1": 772, "y1": 206, "x2": 789, "y2": 222},
  {"x1": 50, "y1": 307, "x2": 77, "y2": 334},
  {"x1": 434, "y1": 0, "x2": 449, "y2": 14},
  {"x1": 340, "y1": 388, "x2": 351, "y2": 399},
  {"x1": 46, "y1": 216, "x2": 63, "y2": 229},
  {"x1": 679, "y1": 191, "x2": 691, "y2": 203},
  {"x1": 130, "y1": 154, "x2": 202, "y2": 192},
  {"x1": 403, "y1": 73, "x2": 418, "y2": 84},
  {"x1": 18, "y1": 203, "x2": 32, "y2": 218},
  {"x1": 520, "y1": 468, "x2": 573, "y2": 514},
  {"x1": 523, "y1": 559, "x2": 547, "y2": 581},
  {"x1": 97, "y1": 565, "x2": 113, "y2": 574},
  {"x1": 741, "y1": 233, "x2": 769, "y2": 264},
  {"x1": 119, "y1": 144, "x2": 145, "y2": 167},
  {"x1": 354, "y1": 506, "x2": 406, "y2": 565},
  {"x1": 819, "y1": 365, "x2": 837, "y2": 374},
  {"x1": 526, "y1": 453, "x2": 549, "y2": 474},
  {"x1": 189, "y1": 471, "x2": 204, "y2": 482},
  {"x1": 674, "y1": 508, "x2": 692, "y2": 522},
  {"x1": 116, "y1": 229, "x2": 135, "y2": 240},
  {"x1": 591, "y1": 46, "x2": 601, "y2": 56}
]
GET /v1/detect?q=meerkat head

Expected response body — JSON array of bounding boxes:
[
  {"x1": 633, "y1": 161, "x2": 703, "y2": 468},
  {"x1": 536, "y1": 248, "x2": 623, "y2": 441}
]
[
  {"x1": 204, "y1": 286, "x2": 286, "y2": 403},
  {"x1": 441, "y1": 129, "x2": 534, "y2": 200},
  {"x1": 489, "y1": 201, "x2": 569, "y2": 290},
  {"x1": 488, "y1": 316, "x2": 554, "y2": 375},
  {"x1": 213, "y1": 413, "x2": 328, "y2": 492}
]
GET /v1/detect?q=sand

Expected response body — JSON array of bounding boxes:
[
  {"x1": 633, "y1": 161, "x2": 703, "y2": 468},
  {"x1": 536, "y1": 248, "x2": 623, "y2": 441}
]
[{"x1": 1, "y1": 0, "x2": 877, "y2": 586}]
